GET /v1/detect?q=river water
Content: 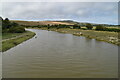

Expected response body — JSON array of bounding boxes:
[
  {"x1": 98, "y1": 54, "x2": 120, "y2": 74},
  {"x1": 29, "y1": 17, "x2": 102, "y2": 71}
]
[{"x1": 2, "y1": 29, "x2": 118, "y2": 78}]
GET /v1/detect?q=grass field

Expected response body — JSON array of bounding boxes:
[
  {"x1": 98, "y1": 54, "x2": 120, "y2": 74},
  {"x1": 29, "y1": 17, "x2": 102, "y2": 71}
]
[
  {"x1": 81, "y1": 26, "x2": 119, "y2": 30},
  {"x1": 2, "y1": 32, "x2": 28, "y2": 40},
  {"x1": 2, "y1": 31, "x2": 35, "y2": 52},
  {"x1": 11, "y1": 20, "x2": 74, "y2": 26}
]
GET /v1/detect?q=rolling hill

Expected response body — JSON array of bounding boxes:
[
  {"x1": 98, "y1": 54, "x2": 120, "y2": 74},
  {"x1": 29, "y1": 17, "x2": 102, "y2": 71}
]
[{"x1": 11, "y1": 20, "x2": 119, "y2": 27}]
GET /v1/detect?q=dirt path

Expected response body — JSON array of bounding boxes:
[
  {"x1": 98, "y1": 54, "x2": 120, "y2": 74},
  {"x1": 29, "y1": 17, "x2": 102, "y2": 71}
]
[{"x1": 1, "y1": 34, "x2": 27, "y2": 42}]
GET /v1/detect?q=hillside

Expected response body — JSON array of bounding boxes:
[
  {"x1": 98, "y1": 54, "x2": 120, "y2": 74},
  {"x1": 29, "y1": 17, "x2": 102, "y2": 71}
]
[
  {"x1": 58, "y1": 20, "x2": 119, "y2": 27},
  {"x1": 11, "y1": 20, "x2": 74, "y2": 26},
  {"x1": 11, "y1": 20, "x2": 119, "y2": 28}
]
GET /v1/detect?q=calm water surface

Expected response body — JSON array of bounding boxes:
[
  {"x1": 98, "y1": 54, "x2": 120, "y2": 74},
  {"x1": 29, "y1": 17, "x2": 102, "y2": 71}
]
[{"x1": 3, "y1": 29, "x2": 118, "y2": 78}]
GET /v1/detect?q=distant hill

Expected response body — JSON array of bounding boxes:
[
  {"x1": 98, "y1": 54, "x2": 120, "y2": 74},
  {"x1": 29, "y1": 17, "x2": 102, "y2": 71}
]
[
  {"x1": 11, "y1": 20, "x2": 119, "y2": 27},
  {"x1": 57, "y1": 20, "x2": 119, "y2": 27},
  {"x1": 11, "y1": 20, "x2": 74, "y2": 26}
]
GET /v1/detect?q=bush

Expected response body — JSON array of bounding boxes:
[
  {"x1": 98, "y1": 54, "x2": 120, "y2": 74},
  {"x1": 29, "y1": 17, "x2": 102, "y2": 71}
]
[
  {"x1": 73, "y1": 24, "x2": 81, "y2": 29},
  {"x1": 11, "y1": 22, "x2": 19, "y2": 27},
  {"x1": 2, "y1": 18, "x2": 12, "y2": 29},
  {"x1": 9, "y1": 26, "x2": 25, "y2": 33},
  {"x1": 103, "y1": 28, "x2": 120, "y2": 32},
  {"x1": 86, "y1": 23, "x2": 93, "y2": 30},
  {"x1": 1, "y1": 17, "x2": 26, "y2": 33},
  {"x1": 47, "y1": 26, "x2": 50, "y2": 29},
  {"x1": 95, "y1": 25, "x2": 106, "y2": 30},
  {"x1": 96, "y1": 25, "x2": 120, "y2": 32},
  {"x1": 2, "y1": 29, "x2": 9, "y2": 33}
]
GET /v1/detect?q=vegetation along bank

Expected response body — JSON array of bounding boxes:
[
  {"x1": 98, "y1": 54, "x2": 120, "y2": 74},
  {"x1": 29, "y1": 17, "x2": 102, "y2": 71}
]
[
  {"x1": 1, "y1": 17, "x2": 35, "y2": 52},
  {"x1": 22, "y1": 22, "x2": 119, "y2": 46}
]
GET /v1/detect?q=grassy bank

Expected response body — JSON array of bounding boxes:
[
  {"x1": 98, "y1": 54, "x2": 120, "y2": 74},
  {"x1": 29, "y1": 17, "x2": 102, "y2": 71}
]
[
  {"x1": 32, "y1": 27, "x2": 119, "y2": 46},
  {"x1": 2, "y1": 32, "x2": 27, "y2": 40},
  {"x1": 2, "y1": 31, "x2": 35, "y2": 52}
]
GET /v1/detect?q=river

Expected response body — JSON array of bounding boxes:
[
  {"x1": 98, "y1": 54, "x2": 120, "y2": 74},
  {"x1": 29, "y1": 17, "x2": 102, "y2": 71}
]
[{"x1": 2, "y1": 29, "x2": 118, "y2": 78}]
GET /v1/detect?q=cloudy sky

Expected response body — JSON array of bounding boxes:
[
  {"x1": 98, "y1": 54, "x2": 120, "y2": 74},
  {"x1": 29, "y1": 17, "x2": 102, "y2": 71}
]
[{"x1": 1, "y1": 2, "x2": 118, "y2": 25}]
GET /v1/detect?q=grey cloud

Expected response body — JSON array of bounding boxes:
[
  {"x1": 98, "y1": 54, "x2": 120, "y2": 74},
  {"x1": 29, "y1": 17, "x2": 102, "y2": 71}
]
[{"x1": 2, "y1": 2, "x2": 118, "y2": 24}]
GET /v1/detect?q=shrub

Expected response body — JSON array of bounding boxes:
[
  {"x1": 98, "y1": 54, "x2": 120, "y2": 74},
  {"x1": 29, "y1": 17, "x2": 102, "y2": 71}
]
[
  {"x1": 95, "y1": 25, "x2": 106, "y2": 30},
  {"x1": 96, "y1": 25, "x2": 120, "y2": 32},
  {"x1": 73, "y1": 24, "x2": 81, "y2": 29},
  {"x1": 2, "y1": 18, "x2": 12, "y2": 29},
  {"x1": 86, "y1": 23, "x2": 93, "y2": 30},
  {"x1": 11, "y1": 22, "x2": 19, "y2": 27},
  {"x1": 9, "y1": 26, "x2": 25, "y2": 33},
  {"x1": 47, "y1": 26, "x2": 50, "y2": 29},
  {"x1": 103, "y1": 28, "x2": 120, "y2": 32}
]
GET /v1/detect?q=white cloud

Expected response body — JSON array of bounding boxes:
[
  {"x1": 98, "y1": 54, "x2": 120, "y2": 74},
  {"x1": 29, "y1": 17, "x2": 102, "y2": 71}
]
[{"x1": 1, "y1": 2, "x2": 118, "y2": 24}]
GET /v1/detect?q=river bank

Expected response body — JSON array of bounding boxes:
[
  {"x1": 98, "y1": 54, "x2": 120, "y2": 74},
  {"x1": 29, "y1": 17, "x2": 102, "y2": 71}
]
[
  {"x1": 2, "y1": 31, "x2": 36, "y2": 52},
  {"x1": 32, "y1": 27, "x2": 119, "y2": 46}
]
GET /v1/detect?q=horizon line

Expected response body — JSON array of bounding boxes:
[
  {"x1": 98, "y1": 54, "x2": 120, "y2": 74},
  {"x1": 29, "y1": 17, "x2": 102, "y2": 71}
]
[{"x1": 9, "y1": 19, "x2": 118, "y2": 25}]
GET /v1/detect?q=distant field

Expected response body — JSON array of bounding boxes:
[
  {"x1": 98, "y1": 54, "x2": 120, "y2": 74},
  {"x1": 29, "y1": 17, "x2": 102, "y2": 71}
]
[
  {"x1": 11, "y1": 20, "x2": 74, "y2": 26},
  {"x1": 81, "y1": 26, "x2": 119, "y2": 30},
  {"x1": 11, "y1": 20, "x2": 119, "y2": 29}
]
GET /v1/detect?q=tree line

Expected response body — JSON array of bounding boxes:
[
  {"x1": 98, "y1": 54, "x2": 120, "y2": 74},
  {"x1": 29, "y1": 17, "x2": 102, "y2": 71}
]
[
  {"x1": 1, "y1": 17, "x2": 119, "y2": 32},
  {"x1": 25, "y1": 22, "x2": 120, "y2": 32},
  {"x1": 0, "y1": 17, "x2": 25, "y2": 33}
]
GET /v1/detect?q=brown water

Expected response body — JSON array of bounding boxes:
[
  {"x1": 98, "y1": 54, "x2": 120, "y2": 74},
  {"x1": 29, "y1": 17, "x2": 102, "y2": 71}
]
[{"x1": 3, "y1": 29, "x2": 118, "y2": 78}]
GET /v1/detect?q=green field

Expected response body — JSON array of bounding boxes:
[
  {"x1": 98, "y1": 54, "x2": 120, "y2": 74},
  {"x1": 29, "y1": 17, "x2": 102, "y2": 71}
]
[
  {"x1": 2, "y1": 31, "x2": 35, "y2": 52},
  {"x1": 2, "y1": 32, "x2": 27, "y2": 40}
]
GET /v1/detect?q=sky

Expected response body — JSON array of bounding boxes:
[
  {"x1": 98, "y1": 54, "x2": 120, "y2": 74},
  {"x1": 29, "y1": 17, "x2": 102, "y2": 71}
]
[{"x1": 1, "y1": 1, "x2": 118, "y2": 25}]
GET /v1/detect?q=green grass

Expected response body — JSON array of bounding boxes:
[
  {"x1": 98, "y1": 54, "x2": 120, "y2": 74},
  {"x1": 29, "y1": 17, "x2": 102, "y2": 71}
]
[
  {"x1": 2, "y1": 32, "x2": 29, "y2": 40},
  {"x1": 2, "y1": 31, "x2": 35, "y2": 52},
  {"x1": 81, "y1": 26, "x2": 120, "y2": 30}
]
